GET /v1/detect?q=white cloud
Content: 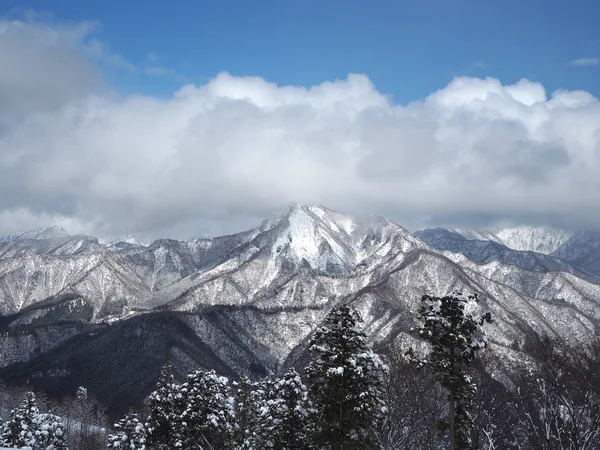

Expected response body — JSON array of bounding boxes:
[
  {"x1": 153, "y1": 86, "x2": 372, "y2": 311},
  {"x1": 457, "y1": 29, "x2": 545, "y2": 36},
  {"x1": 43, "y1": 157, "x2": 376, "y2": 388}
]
[
  {"x1": 568, "y1": 57, "x2": 600, "y2": 67},
  {"x1": 85, "y1": 38, "x2": 136, "y2": 71},
  {"x1": 1, "y1": 18, "x2": 600, "y2": 238}
]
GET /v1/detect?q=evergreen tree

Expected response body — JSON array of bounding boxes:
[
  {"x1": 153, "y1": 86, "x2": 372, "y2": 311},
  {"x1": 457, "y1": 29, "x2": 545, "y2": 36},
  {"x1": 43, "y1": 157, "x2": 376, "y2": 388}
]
[
  {"x1": 145, "y1": 363, "x2": 183, "y2": 449},
  {"x1": 107, "y1": 410, "x2": 147, "y2": 449},
  {"x1": 230, "y1": 377, "x2": 261, "y2": 450},
  {"x1": 177, "y1": 368, "x2": 234, "y2": 449},
  {"x1": 2, "y1": 391, "x2": 40, "y2": 449},
  {"x1": 407, "y1": 291, "x2": 493, "y2": 450},
  {"x1": 257, "y1": 369, "x2": 312, "y2": 450},
  {"x1": 34, "y1": 413, "x2": 69, "y2": 450},
  {"x1": 305, "y1": 304, "x2": 388, "y2": 449}
]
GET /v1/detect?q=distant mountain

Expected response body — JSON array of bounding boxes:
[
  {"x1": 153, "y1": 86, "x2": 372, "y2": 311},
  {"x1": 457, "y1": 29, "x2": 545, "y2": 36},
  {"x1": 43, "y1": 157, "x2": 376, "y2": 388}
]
[
  {"x1": 497, "y1": 226, "x2": 574, "y2": 255},
  {"x1": 414, "y1": 227, "x2": 599, "y2": 282},
  {"x1": 1, "y1": 205, "x2": 599, "y2": 417},
  {"x1": 0, "y1": 226, "x2": 70, "y2": 243},
  {"x1": 417, "y1": 225, "x2": 600, "y2": 279},
  {"x1": 550, "y1": 230, "x2": 600, "y2": 276}
]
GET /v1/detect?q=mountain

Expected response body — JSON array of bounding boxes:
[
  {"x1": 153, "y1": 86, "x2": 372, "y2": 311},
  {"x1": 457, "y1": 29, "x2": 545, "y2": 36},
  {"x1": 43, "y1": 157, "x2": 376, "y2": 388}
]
[
  {"x1": 497, "y1": 226, "x2": 574, "y2": 255},
  {"x1": 550, "y1": 230, "x2": 600, "y2": 276},
  {"x1": 417, "y1": 226, "x2": 600, "y2": 279},
  {"x1": 1, "y1": 205, "x2": 600, "y2": 417},
  {"x1": 0, "y1": 226, "x2": 70, "y2": 244},
  {"x1": 414, "y1": 227, "x2": 600, "y2": 283}
]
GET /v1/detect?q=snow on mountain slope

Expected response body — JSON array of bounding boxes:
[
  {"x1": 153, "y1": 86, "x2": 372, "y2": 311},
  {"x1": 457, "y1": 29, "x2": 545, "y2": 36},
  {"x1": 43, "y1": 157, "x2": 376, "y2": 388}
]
[
  {"x1": 347, "y1": 247, "x2": 600, "y2": 357},
  {"x1": 148, "y1": 204, "x2": 426, "y2": 312},
  {"x1": 414, "y1": 228, "x2": 599, "y2": 283},
  {"x1": 453, "y1": 229, "x2": 504, "y2": 244},
  {"x1": 0, "y1": 235, "x2": 103, "y2": 260},
  {"x1": 0, "y1": 226, "x2": 69, "y2": 243},
  {"x1": 497, "y1": 226, "x2": 574, "y2": 254},
  {"x1": 0, "y1": 250, "x2": 150, "y2": 317},
  {"x1": 265, "y1": 204, "x2": 421, "y2": 271},
  {"x1": 550, "y1": 230, "x2": 600, "y2": 276},
  {"x1": 1, "y1": 205, "x2": 600, "y2": 414}
]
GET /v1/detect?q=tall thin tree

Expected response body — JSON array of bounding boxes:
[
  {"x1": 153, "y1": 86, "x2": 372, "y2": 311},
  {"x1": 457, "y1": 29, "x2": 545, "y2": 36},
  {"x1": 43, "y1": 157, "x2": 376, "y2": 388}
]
[{"x1": 407, "y1": 291, "x2": 492, "y2": 450}]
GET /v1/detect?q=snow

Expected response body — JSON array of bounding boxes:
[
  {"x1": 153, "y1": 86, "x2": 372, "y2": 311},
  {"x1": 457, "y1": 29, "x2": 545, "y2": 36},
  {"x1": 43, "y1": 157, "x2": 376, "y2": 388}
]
[
  {"x1": 497, "y1": 226, "x2": 574, "y2": 254},
  {"x1": 452, "y1": 229, "x2": 504, "y2": 244},
  {"x1": 1, "y1": 203, "x2": 600, "y2": 378},
  {"x1": 274, "y1": 205, "x2": 324, "y2": 268}
]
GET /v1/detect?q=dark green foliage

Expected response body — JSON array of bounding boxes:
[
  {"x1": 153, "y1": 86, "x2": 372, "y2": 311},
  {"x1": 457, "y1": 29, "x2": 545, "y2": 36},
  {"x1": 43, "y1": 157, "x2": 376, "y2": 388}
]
[
  {"x1": 407, "y1": 291, "x2": 492, "y2": 450},
  {"x1": 305, "y1": 305, "x2": 387, "y2": 449},
  {"x1": 1, "y1": 391, "x2": 69, "y2": 450},
  {"x1": 254, "y1": 369, "x2": 312, "y2": 449},
  {"x1": 230, "y1": 377, "x2": 261, "y2": 449},
  {"x1": 2, "y1": 391, "x2": 39, "y2": 447},
  {"x1": 107, "y1": 410, "x2": 146, "y2": 449},
  {"x1": 177, "y1": 368, "x2": 234, "y2": 449},
  {"x1": 145, "y1": 362, "x2": 183, "y2": 449}
]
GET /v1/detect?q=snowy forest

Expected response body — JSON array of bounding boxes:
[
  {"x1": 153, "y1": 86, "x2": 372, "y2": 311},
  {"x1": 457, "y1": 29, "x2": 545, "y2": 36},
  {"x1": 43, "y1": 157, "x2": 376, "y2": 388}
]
[{"x1": 1, "y1": 294, "x2": 599, "y2": 450}]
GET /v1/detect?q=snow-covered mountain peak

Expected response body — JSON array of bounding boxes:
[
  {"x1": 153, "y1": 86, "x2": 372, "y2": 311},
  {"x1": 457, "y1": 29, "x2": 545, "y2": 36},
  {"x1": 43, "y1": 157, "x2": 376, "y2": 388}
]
[
  {"x1": 497, "y1": 226, "x2": 574, "y2": 254},
  {"x1": 260, "y1": 204, "x2": 422, "y2": 274},
  {"x1": 269, "y1": 204, "x2": 353, "y2": 271}
]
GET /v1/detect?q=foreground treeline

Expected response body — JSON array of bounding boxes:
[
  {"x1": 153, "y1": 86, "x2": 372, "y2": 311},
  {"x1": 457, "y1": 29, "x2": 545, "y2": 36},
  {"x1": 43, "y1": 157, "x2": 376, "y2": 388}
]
[
  {"x1": 111, "y1": 304, "x2": 388, "y2": 449},
  {"x1": 0, "y1": 385, "x2": 108, "y2": 449},
  {"x1": 106, "y1": 294, "x2": 600, "y2": 449},
  {"x1": 2, "y1": 294, "x2": 600, "y2": 449}
]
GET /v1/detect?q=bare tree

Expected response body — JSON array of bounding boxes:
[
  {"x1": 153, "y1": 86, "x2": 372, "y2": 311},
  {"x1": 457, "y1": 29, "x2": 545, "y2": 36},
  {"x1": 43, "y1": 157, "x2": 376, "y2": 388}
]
[
  {"x1": 513, "y1": 337, "x2": 600, "y2": 450},
  {"x1": 374, "y1": 345, "x2": 448, "y2": 449}
]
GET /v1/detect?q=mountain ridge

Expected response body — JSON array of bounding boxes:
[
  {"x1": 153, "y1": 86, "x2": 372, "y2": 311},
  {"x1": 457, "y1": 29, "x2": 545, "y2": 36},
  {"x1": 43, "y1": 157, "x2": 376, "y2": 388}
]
[{"x1": 1, "y1": 205, "x2": 600, "y2": 416}]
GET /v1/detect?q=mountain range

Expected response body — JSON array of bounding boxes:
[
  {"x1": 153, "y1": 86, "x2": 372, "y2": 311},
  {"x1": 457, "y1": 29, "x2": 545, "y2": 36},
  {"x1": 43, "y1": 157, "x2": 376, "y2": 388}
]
[{"x1": 0, "y1": 204, "x2": 599, "y2": 416}]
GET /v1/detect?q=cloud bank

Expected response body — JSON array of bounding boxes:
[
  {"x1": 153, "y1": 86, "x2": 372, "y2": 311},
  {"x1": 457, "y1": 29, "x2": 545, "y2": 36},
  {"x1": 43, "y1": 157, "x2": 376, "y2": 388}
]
[{"x1": 1, "y1": 18, "x2": 600, "y2": 238}]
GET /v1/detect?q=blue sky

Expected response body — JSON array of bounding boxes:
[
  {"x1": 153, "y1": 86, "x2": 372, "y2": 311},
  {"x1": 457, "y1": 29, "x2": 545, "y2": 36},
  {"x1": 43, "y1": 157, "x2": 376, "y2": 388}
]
[
  {"x1": 1, "y1": 0, "x2": 600, "y2": 238},
  {"x1": 3, "y1": 0, "x2": 599, "y2": 102}
]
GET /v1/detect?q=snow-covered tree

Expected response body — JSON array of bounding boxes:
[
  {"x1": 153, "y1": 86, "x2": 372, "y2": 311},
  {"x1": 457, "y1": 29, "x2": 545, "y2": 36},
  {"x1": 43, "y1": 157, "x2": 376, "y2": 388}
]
[
  {"x1": 34, "y1": 413, "x2": 68, "y2": 450},
  {"x1": 255, "y1": 369, "x2": 312, "y2": 450},
  {"x1": 305, "y1": 304, "x2": 388, "y2": 449},
  {"x1": 2, "y1": 391, "x2": 40, "y2": 449},
  {"x1": 107, "y1": 410, "x2": 146, "y2": 449},
  {"x1": 407, "y1": 291, "x2": 493, "y2": 450},
  {"x1": 2, "y1": 392, "x2": 70, "y2": 450},
  {"x1": 145, "y1": 363, "x2": 183, "y2": 449},
  {"x1": 177, "y1": 368, "x2": 234, "y2": 449},
  {"x1": 230, "y1": 377, "x2": 261, "y2": 450}
]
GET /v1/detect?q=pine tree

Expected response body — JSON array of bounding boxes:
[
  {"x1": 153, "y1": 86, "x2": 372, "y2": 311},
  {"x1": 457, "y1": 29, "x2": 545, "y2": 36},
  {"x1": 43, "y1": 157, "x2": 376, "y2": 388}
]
[
  {"x1": 2, "y1": 391, "x2": 40, "y2": 449},
  {"x1": 305, "y1": 304, "x2": 388, "y2": 449},
  {"x1": 145, "y1": 363, "x2": 183, "y2": 449},
  {"x1": 107, "y1": 410, "x2": 147, "y2": 449},
  {"x1": 34, "y1": 413, "x2": 69, "y2": 450},
  {"x1": 257, "y1": 369, "x2": 312, "y2": 450},
  {"x1": 230, "y1": 377, "x2": 261, "y2": 449},
  {"x1": 177, "y1": 368, "x2": 234, "y2": 449},
  {"x1": 407, "y1": 291, "x2": 493, "y2": 450}
]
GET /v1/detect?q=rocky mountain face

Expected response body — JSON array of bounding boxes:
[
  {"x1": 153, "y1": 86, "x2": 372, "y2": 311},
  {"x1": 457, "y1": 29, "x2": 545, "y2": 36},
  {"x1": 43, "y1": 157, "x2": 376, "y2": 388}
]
[{"x1": 1, "y1": 205, "x2": 600, "y2": 417}]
